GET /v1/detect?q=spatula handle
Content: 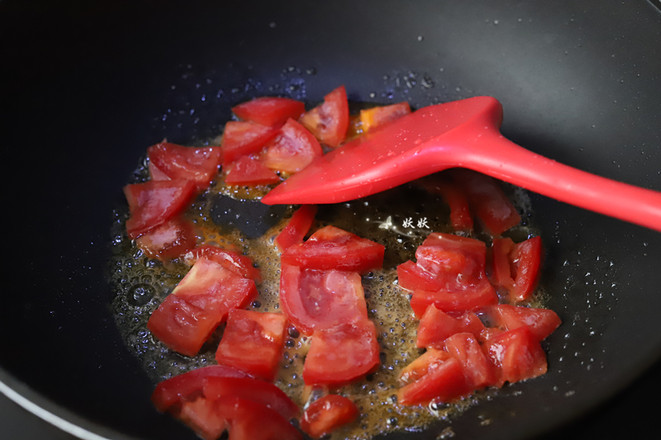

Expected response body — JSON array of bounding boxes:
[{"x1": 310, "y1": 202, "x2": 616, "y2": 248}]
[{"x1": 463, "y1": 134, "x2": 661, "y2": 232}]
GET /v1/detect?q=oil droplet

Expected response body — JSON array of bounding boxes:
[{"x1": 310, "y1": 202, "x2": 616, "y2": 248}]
[{"x1": 128, "y1": 283, "x2": 154, "y2": 306}]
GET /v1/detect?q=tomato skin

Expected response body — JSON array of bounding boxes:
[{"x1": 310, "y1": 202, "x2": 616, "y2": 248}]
[
  {"x1": 449, "y1": 169, "x2": 521, "y2": 235},
  {"x1": 485, "y1": 304, "x2": 561, "y2": 341},
  {"x1": 482, "y1": 326, "x2": 548, "y2": 386},
  {"x1": 299, "y1": 85, "x2": 349, "y2": 147},
  {"x1": 215, "y1": 309, "x2": 287, "y2": 381},
  {"x1": 416, "y1": 305, "x2": 485, "y2": 349},
  {"x1": 397, "y1": 356, "x2": 472, "y2": 406},
  {"x1": 224, "y1": 154, "x2": 280, "y2": 186},
  {"x1": 444, "y1": 332, "x2": 497, "y2": 389},
  {"x1": 177, "y1": 397, "x2": 228, "y2": 440},
  {"x1": 124, "y1": 179, "x2": 196, "y2": 239},
  {"x1": 135, "y1": 216, "x2": 197, "y2": 261},
  {"x1": 359, "y1": 102, "x2": 411, "y2": 134},
  {"x1": 147, "y1": 142, "x2": 222, "y2": 191},
  {"x1": 202, "y1": 376, "x2": 299, "y2": 421},
  {"x1": 147, "y1": 256, "x2": 257, "y2": 356},
  {"x1": 263, "y1": 118, "x2": 323, "y2": 173},
  {"x1": 151, "y1": 365, "x2": 249, "y2": 413},
  {"x1": 279, "y1": 264, "x2": 368, "y2": 335},
  {"x1": 491, "y1": 236, "x2": 543, "y2": 302},
  {"x1": 282, "y1": 225, "x2": 385, "y2": 273},
  {"x1": 221, "y1": 121, "x2": 279, "y2": 165},
  {"x1": 275, "y1": 204, "x2": 318, "y2": 252},
  {"x1": 301, "y1": 395, "x2": 359, "y2": 439},
  {"x1": 303, "y1": 319, "x2": 380, "y2": 386},
  {"x1": 232, "y1": 96, "x2": 306, "y2": 127}
]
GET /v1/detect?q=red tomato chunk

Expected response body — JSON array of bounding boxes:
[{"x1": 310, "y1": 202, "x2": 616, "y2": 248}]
[
  {"x1": 232, "y1": 96, "x2": 306, "y2": 127},
  {"x1": 215, "y1": 309, "x2": 287, "y2": 381},
  {"x1": 147, "y1": 256, "x2": 257, "y2": 356},
  {"x1": 303, "y1": 319, "x2": 381, "y2": 386},
  {"x1": 147, "y1": 141, "x2": 222, "y2": 192},
  {"x1": 274, "y1": 204, "x2": 318, "y2": 252},
  {"x1": 491, "y1": 236, "x2": 543, "y2": 303},
  {"x1": 299, "y1": 85, "x2": 350, "y2": 147},
  {"x1": 301, "y1": 395, "x2": 359, "y2": 438}
]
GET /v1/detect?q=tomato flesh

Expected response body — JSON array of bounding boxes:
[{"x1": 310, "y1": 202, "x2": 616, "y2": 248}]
[
  {"x1": 417, "y1": 175, "x2": 473, "y2": 231},
  {"x1": 263, "y1": 118, "x2": 323, "y2": 173},
  {"x1": 232, "y1": 96, "x2": 306, "y2": 127},
  {"x1": 224, "y1": 154, "x2": 280, "y2": 186},
  {"x1": 303, "y1": 319, "x2": 380, "y2": 386},
  {"x1": 135, "y1": 216, "x2": 197, "y2": 261},
  {"x1": 491, "y1": 236, "x2": 543, "y2": 302},
  {"x1": 279, "y1": 264, "x2": 368, "y2": 335},
  {"x1": 183, "y1": 245, "x2": 261, "y2": 283},
  {"x1": 282, "y1": 225, "x2": 384, "y2": 273},
  {"x1": 416, "y1": 305, "x2": 485, "y2": 349},
  {"x1": 215, "y1": 309, "x2": 287, "y2": 381},
  {"x1": 299, "y1": 85, "x2": 349, "y2": 147},
  {"x1": 147, "y1": 256, "x2": 257, "y2": 356},
  {"x1": 444, "y1": 332, "x2": 497, "y2": 388},
  {"x1": 216, "y1": 396, "x2": 302, "y2": 440},
  {"x1": 398, "y1": 355, "x2": 472, "y2": 405},
  {"x1": 301, "y1": 395, "x2": 359, "y2": 439},
  {"x1": 275, "y1": 204, "x2": 317, "y2": 251},
  {"x1": 449, "y1": 169, "x2": 521, "y2": 235},
  {"x1": 485, "y1": 304, "x2": 561, "y2": 341},
  {"x1": 483, "y1": 326, "x2": 548, "y2": 386},
  {"x1": 221, "y1": 121, "x2": 278, "y2": 165},
  {"x1": 147, "y1": 142, "x2": 222, "y2": 191},
  {"x1": 124, "y1": 179, "x2": 196, "y2": 239}
]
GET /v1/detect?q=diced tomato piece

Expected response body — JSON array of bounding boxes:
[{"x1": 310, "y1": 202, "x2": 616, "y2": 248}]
[
  {"x1": 482, "y1": 326, "x2": 548, "y2": 386},
  {"x1": 303, "y1": 319, "x2": 380, "y2": 386},
  {"x1": 202, "y1": 377, "x2": 299, "y2": 421},
  {"x1": 148, "y1": 160, "x2": 171, "y2": 181},
  {"x1": 449, "y1": 169, "x2": 521, "y2": 235},
  {"x1": 275, "y1": 205, "x2": 318, "y2": 252},
  {"x1": 418, "y1": 175, "x2": 473, "y2": 231},
  {"x1": 221, "y1": 121, "x2": 278, "y2": 165},
  {"x1": 485, "y1": 304, "x2": 561, "y2": 341},
  {"x1": 301, "y1": 395, "x2": 359, "y2": 439},
  {"x1": 151, "y1": 365, "x2": 249, "y2": 413},
  {"x1": 232, "y1": 97, "x2": 306, "y2": 127},
  {"x1": 397, "y1": 355, "x2": 472, "y2": 406},
  {"x1": 263, "y1": 118, "x2": 323, "y2": 173},
  {"x1": 124, "y1": 179, "x2": 196, "y2": 239},
  {"x1": 216, "y1": 396, "x2": 302, "y2": 440},
  {"x1": 299, "y1": 85, "x2": 349, "y2": 147},
  {"x1": 491, "y1": 236, "x2": 543, "y2": 302},
  {"x1": 416, "y1": 305, "x2": 485, "y2": 349},
  {"x1": 443, "y1": 332, "x2": 496, "y2": 389},
  {"x1": 147, "y1": 256, "x2": 257, "y2": 356},
  {"x1": 183, "y1": 245, "x2": 261, "y2": 283},
  {"x1": 398, "y1": 233, "x2": 498, "y2": 316},
  {"x1": 359, "y1": 102, "x2": 411, "y2": 134},
  {"x1": 409, "y1": 283, "x2": 498, "y2": 317},
  {"x1": 225, "y1": 154, "x2": 281, "y2": 186},
  {"x1": 282, "y1": 225, "x2": 384, "y2": 273},
  {"x1": 398, "y1": 348, "x2": 450, "y2": 384},
  {"x1": 135, "y1": 216, "x2": 197, "y2": 261},
  {"x1": 177, "y1": 397, "x2": 228, "y2": 440},
  {"x1": 279, "y1": 264, "x2": 368, "y2": 335},
  {"x1": 215, "y1": 309, "x2": 287, "y2": 381},
  {"x1": 147, "y1": 142, "x2": 222, "y2": 192}
]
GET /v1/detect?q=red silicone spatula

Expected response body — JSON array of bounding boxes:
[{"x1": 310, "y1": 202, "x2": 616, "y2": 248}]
[{"x1": 261, "y1": 96, "x2": 661, "y2": 232}]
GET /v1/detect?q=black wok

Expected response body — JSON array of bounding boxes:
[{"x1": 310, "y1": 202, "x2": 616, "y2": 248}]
[{"x1": 2, "y1": 1, "x2": 661, "y2": 439}]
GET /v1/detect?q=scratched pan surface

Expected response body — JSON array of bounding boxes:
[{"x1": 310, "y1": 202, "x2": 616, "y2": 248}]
[{"x1": 1, "y1": 1, "x2": 661, "y2": 439}]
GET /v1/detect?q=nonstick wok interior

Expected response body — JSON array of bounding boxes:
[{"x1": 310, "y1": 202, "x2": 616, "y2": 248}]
[{"x1": 2, "y1": 1, "x2": 660, "y2": 439}]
